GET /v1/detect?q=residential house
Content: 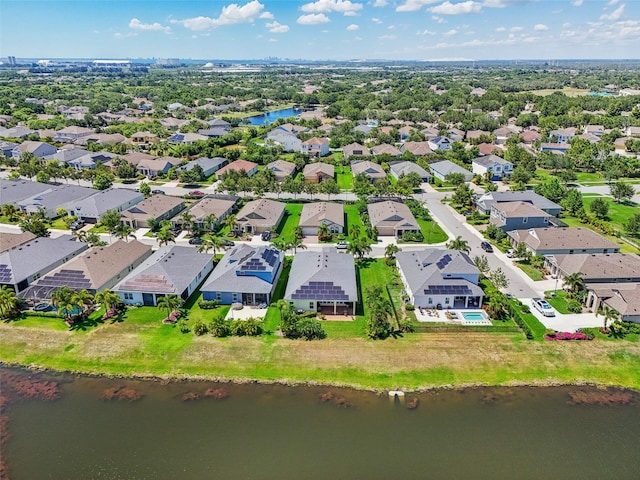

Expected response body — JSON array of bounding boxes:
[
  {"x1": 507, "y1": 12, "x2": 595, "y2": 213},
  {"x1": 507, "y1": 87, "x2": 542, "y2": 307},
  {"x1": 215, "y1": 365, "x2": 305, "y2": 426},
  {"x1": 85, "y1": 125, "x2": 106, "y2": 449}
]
[
  {"x1": 398, "y1": 126, "x2": 416, "y2": 140},
  {"x1": 388, "y1": 161, "x2": 430, "y2": 182},
  {"x1": 18, "y1": 184, "x2": 96, "y2": 218},
  {"x1": 0, "y1": 235, "x2": 89, "y2": 292},
  {"x1": 114, "y1": 245, "x2": 214, "y2": 306},
  {"x1": 266, "y1": 159, "x2": 297, "y2": 182},
  {"x1": 342, "y1": 142, "x2": 370, "y2": 160},
  {"x1": 0, "y1": 141, "x2": 19, "y2": 158},
  {"x1": 20, "y1": 240, "x2": 152, "y2": 302},
  {"x1": 420, "y1": 127, "x2": 439, "y2": 140},
  {"x1": 447, "y1": 129, "x2": 465, "y2": 142},
  {"x1": 121, "y1": 194, "x2": 186, "y2": 229},
  {"x1": 371, "y1": 143, "x2": 402, "y2": 157},
  {"x1": 75, "y1": 133, "x2": 126, "y2": 147},
  {"x1": 368, "y1": 200, "x2": 420, "y2": 238},
  {"x1": 299, "y1": 202, "x2": 344, "y2": 236},
  {"x1": 428, "y1": 136, "x2": 453, "y2": 151},
  {"x1": 351, "y1": 160, "x2": 386, "y2": 181},
  {"x1": 520, "y1": 130, "x2": 542, "y2": 144},
  {"x1": 273, "y1": 123, "x2": 309, "y2": 136},
  {"x1": 198, "y1": 127, "x2": 232, "y2": 138},
  {"x1": 216, "y1": 159, "x2": 259, "y2": 179},
  {"x1": 465, "y1": 130, "x2": 491, "y2": 141},
  {"x1": 301, "y1": 137, "x2": 330, "y2": 157},
  {"x1": 490, "y1": 201, "x2": 551, "y2": 231},
  {"x1": 429, "y1": 160, "x2": 473, "y2": 182},
  {"x1": 129, "y1": 131, "x2": 159, "y2": 147},
  {"x1": 493, "y1": 127, "x2": 519, "y2": 145},
  {"x1": 474, "y1": 191, "x2": 562, "y2": 216},
  {"x1": 589, "y1": 284, "x2": 640, "y2": 323},
  {"x1": 471, "y1": 154, "x2": 513, "y2": 180},
  {"x1": 549, "y1": 127, "x2": 577, "y2": 144},
  {"x1": 136, "y1": 156, "x2": 182, "y2": 178},
  {"x1": 540, "y1": 143, "x2": 571, "y2": 154},
  {"x1": 284, "y1": 248, "x2": 358, "y2": 315},
  {"x1": 122, "y1": 152, "x2": 156, "y2": 167},
  {"x1": 400, "y1": 141, "x2": 434, "y2": 156},
  {"x1": 508, "y1": 227, "x2": 619, "y2": 256},
  {"x1": 303, "y1": 162, "x2": 335, "y2": 183},
  {"x1": 67, "y1": 188, "x2": 144, "y2": 223},
  {"x1": 201, "y1": 244, "x2": 284, "y2": 306},
  {"x1": 396, "y1": 248, "x2": 484, "y2": 309},
  {"x1": 0, "y1": 125, "x2": 36, "y2": 139},
  {"x1": 167, "y1": 132, "x2": 208, "y2": 144},
  {"x1": 584, "y1": 125, "x2": 605, "y2": 137},
  {"x1": 477, "y1": 143, "x2": 502, "y2": 156},
  {"x1": 625, "y1": 126, "x2": 640, "y2": 137},
  {"x1": 266, "y1": 129, "x2": 302, "y2": 152},
  {"x1": 234, "y1": 199, "x2": 286, "y2": 234},
  {"x1": 173, "y1": 195, "x2": 238, "y2": 230},
  {"x1": 0, "y1": 179, "x2": 52, "y2": 205},
  {"x1": 207, "y1": 118, "x2": 232, "y2": 130},
  {"x1": 176, "y1": 157, "x2": 227, "y2": 178},
  {"x1": 0, "y1": 232, "x2": 37, "y2": 254},
  {"x1": 13, "y1": 141, "x2": 57, "y2": 159},
  {"x1": 67, "y1": 151, "x2": 115, "y2": 170},
  {"x1": 53, "y1": 126, "x2": 94, "y2": 143}
]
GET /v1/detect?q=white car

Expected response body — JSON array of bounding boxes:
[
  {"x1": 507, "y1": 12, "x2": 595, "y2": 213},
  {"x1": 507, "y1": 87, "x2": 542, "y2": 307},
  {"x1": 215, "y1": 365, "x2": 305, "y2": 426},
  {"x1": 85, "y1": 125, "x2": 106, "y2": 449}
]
[
  {"x1": 506, "y1": 249, "x2": 515, "y2": 258},
  {"x1": 532, "y1": 297, "x2": 555, "y2": 317}
]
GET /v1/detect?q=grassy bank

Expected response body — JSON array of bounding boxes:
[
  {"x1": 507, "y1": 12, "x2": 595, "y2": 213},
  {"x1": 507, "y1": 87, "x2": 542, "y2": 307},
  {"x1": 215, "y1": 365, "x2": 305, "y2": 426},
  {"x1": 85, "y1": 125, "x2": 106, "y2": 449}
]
[{"x1": 2, "y1": 316, "x2": 639, "y2": 391}]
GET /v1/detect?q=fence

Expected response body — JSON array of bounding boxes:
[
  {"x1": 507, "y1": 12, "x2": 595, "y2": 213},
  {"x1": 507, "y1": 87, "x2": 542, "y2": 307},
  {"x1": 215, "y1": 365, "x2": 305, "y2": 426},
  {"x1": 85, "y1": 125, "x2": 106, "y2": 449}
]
[{"x1": 413, "y1": 324, "x2": 520, "y2": 333}]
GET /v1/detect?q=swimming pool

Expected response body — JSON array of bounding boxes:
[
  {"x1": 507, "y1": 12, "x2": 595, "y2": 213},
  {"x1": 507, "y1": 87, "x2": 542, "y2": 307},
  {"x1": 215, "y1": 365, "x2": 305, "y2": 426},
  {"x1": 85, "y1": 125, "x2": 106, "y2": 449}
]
[
  {"x1": 460, "y1": 311, "x2": 492, "y2": 325},
  {"x1": 462, "y1": 312, "x2": 487, "y2": 321}
]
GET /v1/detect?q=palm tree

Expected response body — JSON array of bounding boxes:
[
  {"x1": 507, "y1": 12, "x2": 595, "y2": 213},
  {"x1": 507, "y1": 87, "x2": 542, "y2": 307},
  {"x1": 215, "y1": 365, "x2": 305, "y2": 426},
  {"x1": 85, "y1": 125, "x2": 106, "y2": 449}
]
[
  {"x1": 156, "y1": 228, "x2": 176, "y2": 247},
  {"x1": 271, "y1": 237, "x2": 291, "y2": 253},
  {"x1": 114, "y1": 224, "x2": 136, "y2": 242},
  {"x1": 290, "y1": 236, "x2": 307, "y2": 254},
  {"x1": 157, "y1": 294, "x2": 182, "y2": 319},
  {"x1": 349, "y1": 224, "x2": 361, "y2": 239},
  {"x1": 601, "y1": 305, "x2": 619, "y2": 331},
  {"x1": 317, "y1": 223, "x2": 330, "y2": 241},
  {"x1": 179, "y1": 211, "x2": 195, "y2": 235},
  {"x1": 51, "y1": 286, "x2": 81, "y2": 323},
  {"x1": 222, "y1": 214, "x2": 237, "y2": 235},
  {"x1": 198, "y1": 235, "x2": 228, "y2": 256},
  {"x1": 72, "y1": 229, "x2": 88, "y2": 242},
  {"x1": 384, "y1": 244, "x2": 400, "y2": 264},
  {"x1": 1, "y1": 203, "x2": 20, "y2": 222},
  {"x1": 0, "y1": 286, "x2": 20, "y2": 319},
  {"x1": 73, "y1": 289, "x2": 95, "y2": 316},
  {"x1": 347, "y1": 237, "x2": 372, "y2": 260},
  {"x1": 95, "y1": 289, "x2": 120, "y2": 313},
  {"x1": 202, "y1": 213, "x2": 217, "y2": 232},
  {"x1": 562, "y1": 272, "x2": 584, "y2": 298},
  {"x1": 446, "y1": 235, "x2": 470, "y2": 253}
]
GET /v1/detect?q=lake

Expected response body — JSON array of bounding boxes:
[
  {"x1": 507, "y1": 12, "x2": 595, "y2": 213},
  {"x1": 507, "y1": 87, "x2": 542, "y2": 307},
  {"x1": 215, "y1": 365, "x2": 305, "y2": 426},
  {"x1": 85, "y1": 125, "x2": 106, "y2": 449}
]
[
  {"x1": 246, "y1": 107, "x2": 303, "y2": 125},
  {"x1": 2, "y1": 367, "x2": 640, "y2": 479}
]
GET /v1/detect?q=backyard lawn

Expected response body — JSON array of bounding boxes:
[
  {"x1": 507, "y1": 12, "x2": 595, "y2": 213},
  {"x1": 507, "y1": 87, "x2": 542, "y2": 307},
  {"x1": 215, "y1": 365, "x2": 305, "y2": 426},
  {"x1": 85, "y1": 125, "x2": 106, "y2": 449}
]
[
  {"x1": 582, "y1": 195, "x2": 639, "y2": 232},
  {"x1": 336, "y1": 167, "x2": 353, "y2": 190},
  {"x1": 344, "y1": 204, "x2": 365, "y2": 240},
  {"x1": 276, "y1": 203, "x2": 303, "y2": 242}
]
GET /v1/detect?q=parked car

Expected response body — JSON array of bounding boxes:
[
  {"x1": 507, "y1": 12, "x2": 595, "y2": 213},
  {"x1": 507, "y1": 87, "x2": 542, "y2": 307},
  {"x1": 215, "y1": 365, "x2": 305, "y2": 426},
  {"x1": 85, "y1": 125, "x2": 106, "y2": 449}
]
[
  {"x1": 188, "y1": 237, "x2": 204, "y2": 245},
  {"x1": 151, "y1": 189, "x2": 165, "y2": 195},
  {"x1": 189, "y1": 190, "x2": 205, "y2": 197},
  {"x1": 506, "y1": 249, "x2": 515, "y2": 258},
  {"x1": 532, "y1": 297, "x2": 555, "y2": 317},
  {"x1": 222, "y1": 239, "x2": 235, "y2": 247},
  {"x1": 261, "y1": 230, "x2": 271, "y2": 241},
  {"x1": 69, "y1": 220, "x2": 84, "y2": 231},
  {"x1": 480, "y1": 241, "x2": 493, "y2": 253},
  {"x1": 336, "y1": 241, "x2": 349, "y2": 250}
]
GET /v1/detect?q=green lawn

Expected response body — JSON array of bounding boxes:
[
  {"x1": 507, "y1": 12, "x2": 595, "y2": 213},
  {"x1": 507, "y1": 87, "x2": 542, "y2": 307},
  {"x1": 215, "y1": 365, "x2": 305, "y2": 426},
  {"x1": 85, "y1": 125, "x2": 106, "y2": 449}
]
[
  {"x1": 575, "y1": 171, "x2": 603, "y2": 183},
  {"x1": 544, "y1": 290, "x2": 572, "y2": 314},
  {"x1": 582, "y1": 196, "x2": 639, "y2": 232},
  {"x1": 344, "y1": 204, "x2": 365, "y2": 240},
  {"x1": 89, "y1": 224, "x2": 109, "y2": 233},
  {"x1": 49, "y1": 218, "x2": 69, "y2": 230},
  {"x1": 416, "y1": 217, "x2": 448, "y2": 244},
  {"x1": 0, "y1": 215, "x2": 20, "y2": 225},
  {"x1": 336, "y1": 168, "x2": 353, "y2": 190},
  {"x1": 276, "y1": 204, "x2": 303, "y2": 242},
  {"x1": 514, "y1": 261, "x2": 545, "y2": 281}
]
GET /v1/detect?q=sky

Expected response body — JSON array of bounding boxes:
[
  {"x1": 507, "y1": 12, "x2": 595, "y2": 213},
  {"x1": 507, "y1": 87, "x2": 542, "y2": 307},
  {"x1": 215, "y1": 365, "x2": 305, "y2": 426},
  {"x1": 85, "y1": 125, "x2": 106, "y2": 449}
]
[{"x1": 1, "y1": 0, "x2": 639, "y2": 61}]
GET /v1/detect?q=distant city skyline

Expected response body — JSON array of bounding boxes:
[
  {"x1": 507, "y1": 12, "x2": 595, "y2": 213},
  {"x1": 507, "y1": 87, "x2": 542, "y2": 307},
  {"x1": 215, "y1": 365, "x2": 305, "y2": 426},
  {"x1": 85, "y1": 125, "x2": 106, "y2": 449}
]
[{"x1": 2, "y1": 0, "x2": 639, "y2": 61}]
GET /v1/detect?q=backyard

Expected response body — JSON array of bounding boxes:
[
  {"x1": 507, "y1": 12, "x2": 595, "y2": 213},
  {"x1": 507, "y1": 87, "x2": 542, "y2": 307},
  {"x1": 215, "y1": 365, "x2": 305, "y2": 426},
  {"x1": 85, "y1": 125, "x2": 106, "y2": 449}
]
[
  {"x1": 276, "y1": 203, "x2": 303, "y2": 242},
  {"x1": 336, "y1": 167, "x2": 353, "y2": 190}
]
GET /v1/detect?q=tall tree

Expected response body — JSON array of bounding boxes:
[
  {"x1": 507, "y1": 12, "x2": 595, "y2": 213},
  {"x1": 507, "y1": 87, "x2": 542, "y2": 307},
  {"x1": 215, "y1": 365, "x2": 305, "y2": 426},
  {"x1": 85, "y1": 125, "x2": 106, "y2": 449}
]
[
  {"x1": 0, "y1": 286, "x2": 20, "y2": 319},
  {"x1": 610, "y1": 181, "x2": 635, "y2": 203},
  {"x1": 157, "y1": 294, "x2": 182, "y2": 319},
  {"x1": 446, "y1": 235, "x2": 470, "y2": 253}
]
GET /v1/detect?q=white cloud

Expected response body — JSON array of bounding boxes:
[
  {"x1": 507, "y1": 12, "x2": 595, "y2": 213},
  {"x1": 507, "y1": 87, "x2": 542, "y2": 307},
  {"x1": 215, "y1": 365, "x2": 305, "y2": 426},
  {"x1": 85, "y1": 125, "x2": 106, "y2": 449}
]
[
  {"x1": 429, "y1": 1, "x2": 483, "y2": 15},
  {"x1": 510, "y1": 26, "x2": 523, "y2": 32},
  {"x1": 301, "y1": 0, "x2": 363, "y2": 15},
  {"x1": 600, "y1": 4, "x2": 625, "y2": 21},
  {"x1": 259, "y1": 11, "x2": 274, "y2": 19},
  {"x1": 372, "y1": 17, "x2": 383, "y2": 23},
  {"x1": 174, "y1": 1, "x2": 265, "y2": 31},
  {"x1": 571, "y1": 0, "x2": 583, "y2": 6},
  {"x1": 417, "y1": 29, "x2": 436, "y2": 35},
  {"x1": 444, "y1": 29, "x2": 458, "y2": 36},
  {"x1": 114, "y1": 32, "x2": 138, "y2": 39},
  {"x1": 608, "y1": 0, "x2": 620, "y2": 5},
  {"x1": 534, "y1": 23, "x2": 549, "y2": 31},
  {"x1": 482, "y1": 0, "x2": 528, "y2": 7},
  {"x1": 432, "y1": 15, "x2": 446, "y2": 23},
  {"x1": 347, "y1": 23, "x2": 360, "y2": 30},
  {"x1": 373, "y1": 0, "x2": 389, "y2": 6},
  {"x1": 355, "y1": 36, "x2": 363, "y2": 40},
  {"x1": 379, "y1": 34, "x2": 397, "y2": 39},
  {"x1": 128, "y1": 18, "x2": 170, "y2": 33},
  {"x1": 495, "y1": 26, "x2": 506, "y2": 32},
  {"x1": 269, "y1": 37, "x2": 277, "y2": 42},
  {"x1": 266, "y1": 21, "x2": 289, "y2": 33},
  {"x1": 297, "y1": 13, "x2": 331, "y2": 25},
  {"x1": 396, "y1": 0, "x2": 439, "y2": 12}
]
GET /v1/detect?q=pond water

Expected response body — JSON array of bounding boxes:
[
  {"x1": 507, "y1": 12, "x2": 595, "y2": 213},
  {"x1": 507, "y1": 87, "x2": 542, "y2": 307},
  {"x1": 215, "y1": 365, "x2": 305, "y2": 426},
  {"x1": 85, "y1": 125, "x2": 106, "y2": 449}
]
[
  {"x1": 2, "y1": 368, "x2": 640, "y2": 479},
  {"x1": 246, "y1": 107, "x2": 303, "y2": 125}
]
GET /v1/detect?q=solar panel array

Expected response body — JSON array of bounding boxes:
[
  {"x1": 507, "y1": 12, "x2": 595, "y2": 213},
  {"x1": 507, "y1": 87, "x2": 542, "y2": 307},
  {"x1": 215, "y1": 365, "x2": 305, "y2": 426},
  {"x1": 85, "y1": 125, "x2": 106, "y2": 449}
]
[
  {"x1": 436, "y1": 254, "x2": 452, "y2": 270},
  {"x1": 0, "y1": 264, "x2": 12, "y2": 283},
  {"x1": 423, "y1": 284, "x2": 472, "y2": 295},
  {"x1": 240, "y1": 257, "x2": 268, "y2": 272},
  {"x1": 37, "y1": 269, "x2": 92, "y2": 290},
  {"x1": 291, "y1": 281, "x2": 349, "y2": 301},
  {"x1": 261, "y1": 248, "x2": 279, "y2": 267}
]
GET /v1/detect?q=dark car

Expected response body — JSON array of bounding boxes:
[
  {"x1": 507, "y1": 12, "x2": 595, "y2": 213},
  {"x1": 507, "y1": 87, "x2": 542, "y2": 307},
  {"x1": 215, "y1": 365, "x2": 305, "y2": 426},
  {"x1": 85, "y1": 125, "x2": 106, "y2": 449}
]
[
  {"x1": 480, "y1": 241, "x2": 494, "y2": 253},
  {"x1": 151, "y1": 189, "x2": 165, "y2": 195},
  {"x1": 69, "y1": 220, "x2": 84, "y2": 231},
  {"x1": 261, "y1": 230, "x2": 271, "y2": 241},
  {"x1": 188, "y1": 237, "x2": 204, "y2": 245},
  {"x1": 222, "y1": 239, "x2": 235, "y2": 247}
]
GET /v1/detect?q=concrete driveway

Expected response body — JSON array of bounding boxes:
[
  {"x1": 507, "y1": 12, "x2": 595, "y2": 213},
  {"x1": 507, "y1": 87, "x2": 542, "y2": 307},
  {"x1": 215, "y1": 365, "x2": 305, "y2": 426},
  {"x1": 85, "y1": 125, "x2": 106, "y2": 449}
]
[{"x1": 519, "y1": 297, "x2": 603, "y2": 332}]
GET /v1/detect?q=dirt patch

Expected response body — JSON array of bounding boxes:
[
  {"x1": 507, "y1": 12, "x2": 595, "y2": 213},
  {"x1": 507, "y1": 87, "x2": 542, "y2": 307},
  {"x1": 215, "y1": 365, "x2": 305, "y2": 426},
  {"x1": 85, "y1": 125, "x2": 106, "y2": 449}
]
[
  {"x1": 204, "y1": 388, "x2": 230, "y2": 400},
  {"x1": 182, "y1": 392, "x2": 200, "y2": 401},
  {"x1": 318, "y1": 390, "x2": 352, "y2": 408},
  {"x1": 568, "y1": 388, "x2": 636, "y2": 406},
  {"x1": 101, "y1": 386, "x2": 144, "y2": 402}
]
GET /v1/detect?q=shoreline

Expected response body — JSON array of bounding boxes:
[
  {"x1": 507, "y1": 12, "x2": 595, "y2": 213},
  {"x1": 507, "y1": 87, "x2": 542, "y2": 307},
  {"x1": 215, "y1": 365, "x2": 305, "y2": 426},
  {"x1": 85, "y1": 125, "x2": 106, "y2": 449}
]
[{"x1": 2, "y1": 361, "x2": 637, "y2": 394}]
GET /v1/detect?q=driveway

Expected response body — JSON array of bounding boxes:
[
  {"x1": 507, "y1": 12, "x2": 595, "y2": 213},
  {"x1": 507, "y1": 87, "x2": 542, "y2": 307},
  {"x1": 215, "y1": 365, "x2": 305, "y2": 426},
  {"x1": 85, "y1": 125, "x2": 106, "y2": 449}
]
[{"x1": 519, "y1": 297, "x2": 603, "y2": 332}]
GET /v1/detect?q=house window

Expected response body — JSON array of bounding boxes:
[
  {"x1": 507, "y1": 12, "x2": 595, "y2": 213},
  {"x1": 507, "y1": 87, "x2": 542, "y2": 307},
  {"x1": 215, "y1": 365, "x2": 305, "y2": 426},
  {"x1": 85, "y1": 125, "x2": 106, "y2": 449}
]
[
  {"x1": 569, "y1": 250, "x2": 574, "y2": 254},
  {"x1": 445, "y1": 297, "x2": 450, "y2": 304},
  {"x1": 544, "y1": 217, "x2": 549, "y2": 223},
  {"x1": 603, "y1": 249, "x2": 608, "y2": 254},
  {"x1": 522, "y1": 217, "x2": 528, "y2": 224},
  {"x1": 216, "y1": 292, "x2": 221, "y2": 301},
  {"x1": 428, "y1": 298, "x2": 433, "y2": 304},
  {"x1": 309, "y1": 302, "x2": 314, "y2": 310},
  {"x1": 124, "y1": 293, "x2": 133, "y2": 300}
]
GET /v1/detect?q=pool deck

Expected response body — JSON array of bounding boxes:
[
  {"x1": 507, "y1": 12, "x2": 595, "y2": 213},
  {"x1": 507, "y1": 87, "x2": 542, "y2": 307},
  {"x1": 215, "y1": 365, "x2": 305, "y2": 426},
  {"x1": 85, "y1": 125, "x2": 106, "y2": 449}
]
[{"x1": 415, "y1": 308, "x2": 492, "y2": 326}]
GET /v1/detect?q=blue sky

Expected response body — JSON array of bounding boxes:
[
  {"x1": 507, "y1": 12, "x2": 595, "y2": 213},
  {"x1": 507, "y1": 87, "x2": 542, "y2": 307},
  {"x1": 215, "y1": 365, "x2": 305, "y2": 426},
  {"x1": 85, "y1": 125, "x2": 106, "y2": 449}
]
[{"x1": 2, "y1": 1, "x2": 639, "y2": 60}]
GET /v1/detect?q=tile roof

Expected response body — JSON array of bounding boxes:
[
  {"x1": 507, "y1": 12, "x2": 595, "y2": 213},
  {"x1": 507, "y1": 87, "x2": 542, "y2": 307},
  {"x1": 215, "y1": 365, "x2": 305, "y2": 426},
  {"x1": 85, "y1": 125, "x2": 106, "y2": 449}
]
[
  {"x1": 508, "y1": 227, "x2": 619, "y2": 252},
  {"x1": 303, "y1": 162, "x2": 334, "y2": 179},
  {"x1": 299, "y1": 202, "x2": 344, "y2": 228},
  {"x1": 236, "y1": 199, "x2": 286, "y2": 229},
  {"x1": 368, "y1": 200, "x2": 419, "y2": 231},
  {"x1": 0, "y1": 232, "x2": 37, "y2": 253},
  {"x1": 552, "y1": 253, "x2": 640, "y2": 282}
]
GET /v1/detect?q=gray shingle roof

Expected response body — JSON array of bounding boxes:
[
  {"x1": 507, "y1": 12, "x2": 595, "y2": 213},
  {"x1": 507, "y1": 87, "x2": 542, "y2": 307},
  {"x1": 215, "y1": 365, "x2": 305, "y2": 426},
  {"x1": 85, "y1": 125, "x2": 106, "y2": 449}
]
[
  {"x1": 71, "y1": 188, "x2": 143, "y2": 220},
  {"x1": 0, "y1": 179, "x2": 51, "y2": 205},
  {"x1": 388, "y1": 161, "x2": 430, "y2": 179},
  {"x1": 475, "y1": 191, "x2": 561, "y2": 213},
  {"x1": 472, "y1": 154, "x2": 511, "y2": 167},
  {"x1": 429, "y1": 160, "x2": 472, "y2": 178},
  {"x1": 18, "y1": 184, "x2": 96, "y2": 215},
  {"x1": 284, "y1": 248, "x2": 357, "y2": 302}
]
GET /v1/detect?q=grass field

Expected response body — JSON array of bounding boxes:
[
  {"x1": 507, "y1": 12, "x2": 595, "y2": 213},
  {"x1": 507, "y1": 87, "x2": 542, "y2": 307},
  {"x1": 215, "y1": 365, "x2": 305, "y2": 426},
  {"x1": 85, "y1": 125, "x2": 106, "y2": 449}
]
[
  {"x1": 514, "y1": 261, "x2": 545, "y2": 281},
  {"x1": 277, "y1": 203, "x2": 303, "y2": 242},
  {"x1": 416, "y1": 217, "x2": 448, "y2": 244},
  {"x1": 527, "y1": 87, "x2": 591, "y2": 97},
  {"x1": 336, "y1": 168, "x2": 353, "y2": 190},
  {"x1": 344, "y1": 204, "x2": 365, "y2": 240},
  {"x1": 582, "y1": 196, "x2": 639, "y2": 232},
  {"x1": 544, "y1": 290, "x2": 572, "y2": 315}
]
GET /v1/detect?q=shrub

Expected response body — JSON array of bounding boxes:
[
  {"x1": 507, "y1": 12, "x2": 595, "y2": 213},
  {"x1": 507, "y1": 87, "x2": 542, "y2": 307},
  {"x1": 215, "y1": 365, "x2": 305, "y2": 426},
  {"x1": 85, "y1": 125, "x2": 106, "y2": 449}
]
[
  {"x1": 401, "y1": 231, "x2": 424, "y2": 242},
  {"x1": 209, "y1": 317, "x2": 229, "y2": 337},
  {"x1": 398, "y1": 318, "x2": 416, "y2": 333},
  {"x1": 405, "y1": 304, "x2": 415, "y2": 311},
  {"x1": 521, "y1": 305, "x2": 531, "y2": 313},
  {"x1": 193, "y1": 320, "x2": 209, "y2": 336},
  {"x1": 545, "y1": 331, "x2": 591, "y2": 341},
  {"x1": 295, "y1": 318, "x2": 326, "y2": 340},
  {"x1": 198, "y1": 299, "x2": 219, "y2": 310},
  {"x1": 567, "y1": 300, "x2": 583, "y2": 313},
  {"x1": 230, "y1": 318, "x2": 264, "y2": 336},
  {"x1": 178, "y1": 319, "x2": 190, "y2": 334}
]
